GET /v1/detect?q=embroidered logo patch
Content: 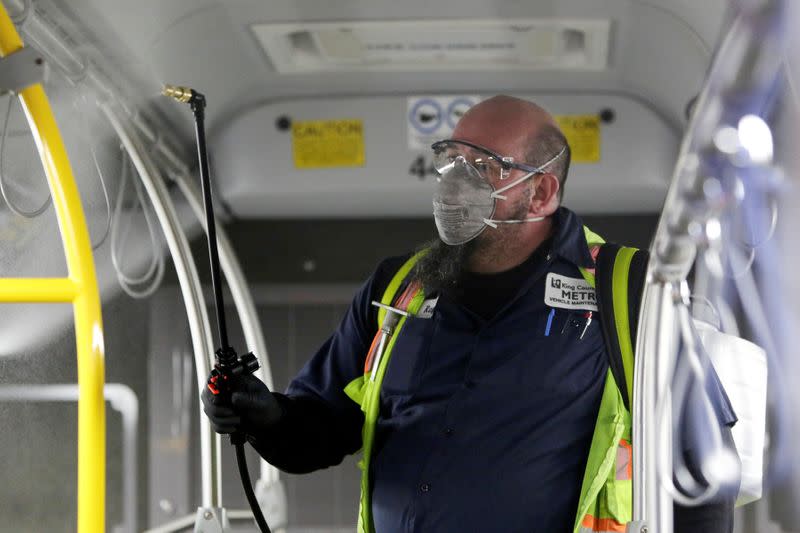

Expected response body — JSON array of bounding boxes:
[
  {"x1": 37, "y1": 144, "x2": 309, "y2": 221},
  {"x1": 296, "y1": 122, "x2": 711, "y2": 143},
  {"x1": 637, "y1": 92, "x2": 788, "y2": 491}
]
[
  {"x1": 417, "y1": 296, "x2": 439, "y2": 319},
  {"x1": 544, "y1": 273, "x2": 598, "y2": 311}
]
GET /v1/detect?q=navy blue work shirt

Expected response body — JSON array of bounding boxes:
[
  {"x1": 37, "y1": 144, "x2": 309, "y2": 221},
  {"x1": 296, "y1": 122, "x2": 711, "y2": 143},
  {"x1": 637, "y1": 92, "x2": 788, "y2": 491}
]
[
  {"x1": 287, "y1": 208, "x2": 609, "y2": 532},
  {"x1": 279, "y1": 207, "x2": 737, "y2": 532}
]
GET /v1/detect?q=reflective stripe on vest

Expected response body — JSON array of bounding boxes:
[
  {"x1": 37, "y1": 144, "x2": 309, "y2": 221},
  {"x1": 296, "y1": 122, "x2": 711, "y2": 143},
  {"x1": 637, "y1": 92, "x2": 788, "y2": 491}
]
[
  {"x1": 344, "y1": 250, "x2": 428, "y2": 533},
  {"x1": 574, "y1": 242, "x2": 639, "y2": 533},
  {"x1": 344, "y1": 229, "x2": 639, "y2": 533},
  {"x1": 579, "y1": 514, "x2": 628, "y2": 532}
]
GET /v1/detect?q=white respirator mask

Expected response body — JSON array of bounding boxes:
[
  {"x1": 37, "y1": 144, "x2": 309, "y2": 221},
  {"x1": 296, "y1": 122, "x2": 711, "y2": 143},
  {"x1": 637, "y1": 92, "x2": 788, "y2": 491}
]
[{"x1": 431, "y1": 140, "x2": 565, "y2": 246}]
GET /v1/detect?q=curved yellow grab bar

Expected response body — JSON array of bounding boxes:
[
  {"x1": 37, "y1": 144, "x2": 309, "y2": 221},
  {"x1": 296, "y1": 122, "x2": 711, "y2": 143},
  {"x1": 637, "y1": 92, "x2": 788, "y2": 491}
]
[
  {"x1": 0, "y1": 278, "x2": 78, "y2": 301},
  {"x1": 0, "y1": 4, "x2": 106, "y2": 533}
]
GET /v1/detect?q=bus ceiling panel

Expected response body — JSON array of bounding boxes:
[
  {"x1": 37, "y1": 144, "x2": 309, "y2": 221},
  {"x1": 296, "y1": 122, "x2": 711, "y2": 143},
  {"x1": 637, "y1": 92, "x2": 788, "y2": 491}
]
[
  {"x1": 212, "y1": 93, "x2": 677, "y2": 218},
  {"x1": 617, "y1": 1, "x2": 723, "y2": 131},
  {"x1": 45, "y1": 0, "x2": 728, "y2": 138}
]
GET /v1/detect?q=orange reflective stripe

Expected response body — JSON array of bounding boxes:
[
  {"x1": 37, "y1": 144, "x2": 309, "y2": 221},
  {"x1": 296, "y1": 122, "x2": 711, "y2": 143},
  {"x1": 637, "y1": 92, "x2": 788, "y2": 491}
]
[
  {"x1": 579, "y1": 244, "x2": 602, "y2": 276},
  {"x1": 581, "y1": 514, "x2": 627, "y2": 532},
  {"x1": 616, "y1": 439, "x2": 632, "y2": 481},
  {"x1": 363, "y1": 331, "x2": 383, "y2": 373},
  {"x1": 397, "y1": 280, "x2": 422, "y2": 308},
  {"x1": 363, "y1": 280, "x2": 423, "y2": 374}
]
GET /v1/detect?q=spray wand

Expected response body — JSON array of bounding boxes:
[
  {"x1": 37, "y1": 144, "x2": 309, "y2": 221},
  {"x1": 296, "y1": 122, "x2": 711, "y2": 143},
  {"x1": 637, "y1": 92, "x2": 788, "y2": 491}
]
[{"x1": 162, "y1": 84, "x2": 271, "y2": 533}]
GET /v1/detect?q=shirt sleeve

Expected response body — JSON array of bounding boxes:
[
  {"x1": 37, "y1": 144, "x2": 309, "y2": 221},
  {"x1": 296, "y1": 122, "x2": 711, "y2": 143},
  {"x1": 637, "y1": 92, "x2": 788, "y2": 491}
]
[
  {"x1": 285, "y1": 254, "x2": 410, "y2": 409},
  {"x1": 247, "y1": 254, "x2": 409, "y2": 473}
]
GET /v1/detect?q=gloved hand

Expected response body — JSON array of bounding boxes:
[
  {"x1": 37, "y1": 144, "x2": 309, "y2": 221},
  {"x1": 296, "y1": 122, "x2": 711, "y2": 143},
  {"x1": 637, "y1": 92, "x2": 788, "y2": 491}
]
[{"x1": 201, "y1": 373, "x2": 283, "y2": 436}]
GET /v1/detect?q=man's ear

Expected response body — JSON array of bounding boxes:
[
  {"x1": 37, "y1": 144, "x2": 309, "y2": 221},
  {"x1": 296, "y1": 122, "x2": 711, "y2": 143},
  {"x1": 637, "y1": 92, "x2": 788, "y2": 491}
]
[{"x1": 529, "y1": 173, "x2": 560, "y2": 216}]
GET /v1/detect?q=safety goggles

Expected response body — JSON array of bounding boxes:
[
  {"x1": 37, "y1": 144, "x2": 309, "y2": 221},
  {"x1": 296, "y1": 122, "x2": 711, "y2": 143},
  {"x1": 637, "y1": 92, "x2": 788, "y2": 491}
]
[{"x1": 431, "y1": 139, "x2": 564, "y2": 181}]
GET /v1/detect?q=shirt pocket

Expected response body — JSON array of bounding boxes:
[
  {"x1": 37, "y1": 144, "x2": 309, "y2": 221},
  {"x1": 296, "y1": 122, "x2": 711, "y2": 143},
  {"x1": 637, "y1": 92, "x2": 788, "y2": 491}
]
[{"x1": 380, "y1": 315, "x2": 436, "y2": 396}]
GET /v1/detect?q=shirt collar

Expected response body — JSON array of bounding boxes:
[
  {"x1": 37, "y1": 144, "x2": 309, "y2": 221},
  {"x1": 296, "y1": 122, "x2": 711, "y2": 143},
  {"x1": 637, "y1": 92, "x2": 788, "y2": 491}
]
[{"x1": 549, "y1": 207, "x2": 595, "y2": 268}]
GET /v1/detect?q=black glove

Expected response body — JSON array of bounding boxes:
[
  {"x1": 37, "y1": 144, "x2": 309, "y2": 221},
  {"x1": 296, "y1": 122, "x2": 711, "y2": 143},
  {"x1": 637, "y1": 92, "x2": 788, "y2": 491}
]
[{"x1": 201, "y1": 373, "x2": 283, "y2": 436}]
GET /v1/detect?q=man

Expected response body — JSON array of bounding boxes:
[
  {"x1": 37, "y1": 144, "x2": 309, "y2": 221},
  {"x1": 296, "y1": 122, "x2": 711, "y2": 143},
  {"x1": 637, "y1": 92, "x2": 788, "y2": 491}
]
[{"x1": 203, "y1": 96, "x2": 737, "y2": 532}]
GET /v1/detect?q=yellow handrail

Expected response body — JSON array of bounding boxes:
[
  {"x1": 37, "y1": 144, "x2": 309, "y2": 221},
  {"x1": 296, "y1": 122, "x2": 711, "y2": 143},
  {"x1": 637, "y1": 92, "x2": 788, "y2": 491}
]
[
  {"x1": 0, "y1": 278, "x2": 78, "y2": 301},
  {"x1": 0, "y1": 3, "x2": 106, "y2": 533}
]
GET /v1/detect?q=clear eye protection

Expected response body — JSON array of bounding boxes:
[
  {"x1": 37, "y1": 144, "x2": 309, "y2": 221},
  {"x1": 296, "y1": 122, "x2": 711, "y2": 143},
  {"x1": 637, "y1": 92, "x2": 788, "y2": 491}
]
[
  {"x1": 431, "y1": 139, "x2": 566, "y2": 182},
  {"x1": 431, "y1": 140, "x2": 514, "y2": 181}
]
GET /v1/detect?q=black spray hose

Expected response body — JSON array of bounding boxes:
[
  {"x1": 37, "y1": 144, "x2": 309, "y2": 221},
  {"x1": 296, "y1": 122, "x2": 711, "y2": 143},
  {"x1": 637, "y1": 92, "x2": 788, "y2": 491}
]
[
  {"x1": 234, "y1": 438, "x2": 272, "y2": 533},
  {"x1": 163, "y1": 84, "x2": 271, "y2": 533}
]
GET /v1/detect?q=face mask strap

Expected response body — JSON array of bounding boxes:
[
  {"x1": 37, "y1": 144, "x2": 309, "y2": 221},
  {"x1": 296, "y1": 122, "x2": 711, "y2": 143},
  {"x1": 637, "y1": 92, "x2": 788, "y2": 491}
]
[
  {"x1": 490, "y1": 145, "x2": 566, "y2": 200},
  {"x1": 490, "y1": 171, "x2": 536, "y2": 200},
  {"x1": 483, "y1": 215, "x2": 546, "y2": 228}
]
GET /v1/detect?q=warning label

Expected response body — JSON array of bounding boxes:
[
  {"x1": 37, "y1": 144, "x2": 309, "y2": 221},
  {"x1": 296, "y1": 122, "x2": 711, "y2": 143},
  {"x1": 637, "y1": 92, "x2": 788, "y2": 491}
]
[
  {"x1": 554, "y1": 114, "x2": 601, "y2": 163},
  {"x1": 544, "y1": 273, "x2": 598, "y2": 312},
  {"x1": 292, "y1": 119, "x2": 365, "y2": 169}
]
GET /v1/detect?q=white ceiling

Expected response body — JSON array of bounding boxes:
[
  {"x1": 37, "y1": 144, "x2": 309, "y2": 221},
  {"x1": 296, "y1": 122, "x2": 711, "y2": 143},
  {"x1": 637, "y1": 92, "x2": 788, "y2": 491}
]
[
  {"x1": 42, "y1": 0, "x2": 729, "y2": 138},
  {"x1": 20, "y1": 0, "x2": 734, "y2": 218}
]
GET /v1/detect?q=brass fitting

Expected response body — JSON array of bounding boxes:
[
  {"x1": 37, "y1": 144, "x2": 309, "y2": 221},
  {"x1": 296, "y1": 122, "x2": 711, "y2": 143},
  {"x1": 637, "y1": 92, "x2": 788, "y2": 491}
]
[{"x1": 162, "y1": 84, "x2": 193, "y2": 103}]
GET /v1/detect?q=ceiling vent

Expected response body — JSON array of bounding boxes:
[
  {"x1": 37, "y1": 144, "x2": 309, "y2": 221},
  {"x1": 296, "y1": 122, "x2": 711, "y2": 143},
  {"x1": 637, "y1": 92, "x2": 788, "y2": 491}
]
[{"x1": 251, "y1": 19, "x2": 611, "y2": 73}]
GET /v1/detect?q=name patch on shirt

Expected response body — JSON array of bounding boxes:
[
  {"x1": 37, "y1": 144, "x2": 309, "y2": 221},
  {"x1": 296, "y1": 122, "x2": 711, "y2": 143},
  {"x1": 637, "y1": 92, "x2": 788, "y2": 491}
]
[
  {"x1": 544, "y1": 273, "x2": 598, "y2": 311},
  {"x1": 417, "y1": 296, "x2": 439, "y2": 319}
]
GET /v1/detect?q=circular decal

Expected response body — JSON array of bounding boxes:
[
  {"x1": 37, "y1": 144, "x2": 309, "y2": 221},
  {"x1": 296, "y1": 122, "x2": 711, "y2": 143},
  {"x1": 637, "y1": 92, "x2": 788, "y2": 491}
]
[
  {"x1": 409, "y1": 98, "x2": 443, "y2": 134},
  {"x1": 446, "y1": 98, "x2": 476, "y2": 129}
]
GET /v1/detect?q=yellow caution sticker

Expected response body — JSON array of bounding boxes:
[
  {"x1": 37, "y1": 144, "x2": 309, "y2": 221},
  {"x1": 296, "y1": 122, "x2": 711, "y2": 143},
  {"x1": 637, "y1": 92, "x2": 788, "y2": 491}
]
[
  {"x1": 292, "y1": 119, "x2": 365, "y2": 169},
  {"x1": 554, "y1": 114, "x2": 601, "y2": 163}
]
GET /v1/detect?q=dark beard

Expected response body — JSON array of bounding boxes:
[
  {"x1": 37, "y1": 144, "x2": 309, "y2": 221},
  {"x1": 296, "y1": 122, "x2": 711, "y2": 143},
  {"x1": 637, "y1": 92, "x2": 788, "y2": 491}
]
[
  {"x1": 415, "y1": 192, "x2": 532, "y2": 292},
  {"x1": 413, "y1": 237, "x2": 477, "y2": 293}
]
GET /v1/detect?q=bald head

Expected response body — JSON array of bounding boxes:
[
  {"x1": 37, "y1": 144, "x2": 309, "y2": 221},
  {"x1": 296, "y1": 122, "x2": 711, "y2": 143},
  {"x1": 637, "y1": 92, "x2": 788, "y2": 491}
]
[
  {"x1": 452, "y1": 95, "x2": 571, "y2": 199},
  {"x1": 465, "y1": 95, "x2": 558, "y2": 127}
]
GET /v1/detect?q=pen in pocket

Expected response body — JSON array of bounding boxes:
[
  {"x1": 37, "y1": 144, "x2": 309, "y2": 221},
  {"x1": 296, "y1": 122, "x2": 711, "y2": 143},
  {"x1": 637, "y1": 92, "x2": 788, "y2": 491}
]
[
  {"x1": 545, "y1": 308, "x2": 556, "y2": 336},
  {"x1": 579, "y1": 311, "x2": 593, "y2": 340}
]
